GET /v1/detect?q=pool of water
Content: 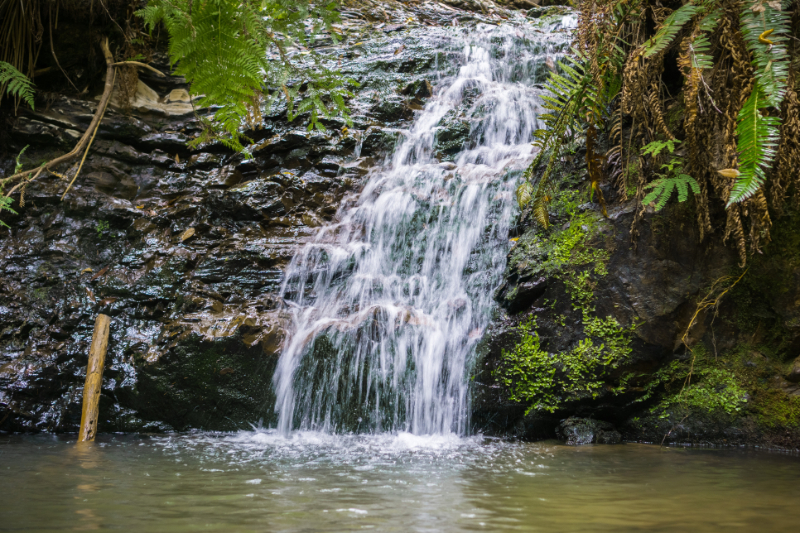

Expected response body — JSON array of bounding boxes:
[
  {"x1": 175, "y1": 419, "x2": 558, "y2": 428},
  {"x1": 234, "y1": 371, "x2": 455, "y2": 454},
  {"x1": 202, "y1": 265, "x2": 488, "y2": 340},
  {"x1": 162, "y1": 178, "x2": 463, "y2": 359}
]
[{"x1": 1, "y1": 432, "x2": 798, "y2": 532}]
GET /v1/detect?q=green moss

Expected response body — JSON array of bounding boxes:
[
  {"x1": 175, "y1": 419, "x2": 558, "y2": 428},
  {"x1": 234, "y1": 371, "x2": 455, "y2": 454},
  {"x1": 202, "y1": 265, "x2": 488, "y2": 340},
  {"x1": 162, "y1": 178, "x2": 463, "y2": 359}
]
[
  {"x1": 508, "y1": 206, "x2": 609, "y2": 283},
  {"x1": 31, "y1": 287, "x2": 49, "y2": 301},
  {"x1": 723, "y1": 345, "x2": 800, "y2": 428},
  {"x1": 497, "y1": 204, "x2": 635, "y2": 414},
  {"x1": 629, "y1": 346, "x2": 746, "y2": 418},
  {"x1": 96, "y1": 220, "x2": 110, "y2": 239},
  {"x1": 496, "y1": 313, "x2": 634, "y2": 414}
]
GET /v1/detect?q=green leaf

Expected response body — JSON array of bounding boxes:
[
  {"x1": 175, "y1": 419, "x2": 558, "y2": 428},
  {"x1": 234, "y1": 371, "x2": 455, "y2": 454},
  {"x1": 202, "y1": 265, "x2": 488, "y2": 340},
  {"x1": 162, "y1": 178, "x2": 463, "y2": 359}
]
[
  {"x1": 137, "y1": 0, "x2": 351, "y2": 151},
  {"x1": 739, "y1": 3, "x2": 792, "y2": 108},
  {"x1": 643, "y1": 173, "x2": 700, "y2": 211},
  {"x1": 643, "y1": 3, "x2": 700, "y2": 58},
  {"x1": 641, "y1": 139, "x2": 680, "y2": 158},
  {"x1": 0, "y1": 61, "x2": 35, "y2": 109},
  {"x1": 729, "y1": 85, "x2": 781, "y2": 205}
]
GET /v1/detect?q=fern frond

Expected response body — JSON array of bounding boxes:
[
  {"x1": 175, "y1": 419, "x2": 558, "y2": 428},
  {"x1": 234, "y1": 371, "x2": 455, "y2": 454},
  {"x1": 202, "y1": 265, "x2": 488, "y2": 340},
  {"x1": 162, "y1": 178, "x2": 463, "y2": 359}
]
[
  {"x1": 0, "y1": 61, "x2": 35, "y2": 110},
  {"x1": 739, "y1": 3, "x2": 792, "y2": 108},
  {"x1": 531, "y1": 185, "x2": 551, "y2": 229},
  {"x1": 729, "y1": 85, "x2": 781, "y2": 205},
  {"x1": 137, "y1": 0, "x2": 350, "y2": 150},
  {"x1": 643, "y1": 4, "x2": 701, "y2": 58},
  {"x1": 517, "y1": 180, "x2": 533, "y2": 208},
  {"x1": 643, "y1": 174, "x2": 700, "y2": 211}
]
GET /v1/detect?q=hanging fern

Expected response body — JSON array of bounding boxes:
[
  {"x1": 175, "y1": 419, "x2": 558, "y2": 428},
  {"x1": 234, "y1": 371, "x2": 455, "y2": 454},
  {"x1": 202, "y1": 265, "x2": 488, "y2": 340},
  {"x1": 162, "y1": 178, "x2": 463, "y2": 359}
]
[
  {"x1": 519, "y1": 53, "x2": 593, "y2": 228},
  {"x1": 729, "y1": 85, "x2": 782, "y2": 205},
  {"x1": 726, "y1": 2, "x2": 793, "y2": 204},
  {"x1": 688, "y1": 10, "x2": 722, "y2": 71},
  {"x1": 643, "y1": 3, "x2": 700, "y2": 58},
  {"x1": 0, "y1": 61, "x2": 35, "y2": 110},
  {"x1": 138, "y1": 0, "x2": 354, "y2": 151},
  {"x1": 523, "y1": 52, "x2": 608, "y2": 194},
  {"x1": 739, "y1": 2, "x2": 792, "y2": 108}
]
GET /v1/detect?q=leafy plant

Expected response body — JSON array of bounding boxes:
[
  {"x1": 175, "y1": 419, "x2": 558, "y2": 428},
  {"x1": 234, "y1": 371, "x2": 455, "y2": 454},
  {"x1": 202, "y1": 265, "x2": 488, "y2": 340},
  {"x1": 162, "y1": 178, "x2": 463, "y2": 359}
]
[
  {"x1": 640, "y1": 139, "x2": 681, "y2": 158},
  {"x1": 640, "y1": 140, "x2": 700, "y2": 211},
  {"x1": 96, "y1": 220, "x2": 110, "y2": 239},
  {"x1": 633, "y1": 346, "x2": 748, "y2": 418},
  {"x1": 642, "y1": 3, "x2": 700, "y2": 57},
  {"x1": 521, "y1": 0, "x2": 800, "y2": 263},
  {"x1": 0, "y1": 197, "x2": 15, "y2": 228},
  {"x1": 517, "y1": 0, "x2": 637, "y2": 226},
  {"x1": 138, "y1": 0, "x2": 356, "y2": 151},
  {"x1": 0, "y1": 61, "x2": 35, "y2": 109},
  {"x1": 642, "y1": 173, "x2": 700, "y2": 211}
]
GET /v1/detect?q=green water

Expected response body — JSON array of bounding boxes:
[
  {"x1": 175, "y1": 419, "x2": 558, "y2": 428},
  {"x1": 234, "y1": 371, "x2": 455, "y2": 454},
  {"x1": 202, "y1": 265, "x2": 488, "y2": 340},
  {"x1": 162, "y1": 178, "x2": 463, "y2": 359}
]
[{"x1": 1, "y1": 432, "x2": 798, "y2": 532}]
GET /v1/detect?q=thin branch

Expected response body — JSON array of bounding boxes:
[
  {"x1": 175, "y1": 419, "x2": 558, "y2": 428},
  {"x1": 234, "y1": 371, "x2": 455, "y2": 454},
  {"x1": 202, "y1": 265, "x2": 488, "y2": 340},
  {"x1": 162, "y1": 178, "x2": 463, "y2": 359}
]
[{"x1": 111, "y1": 61, "x2": 166, "y2": 77}]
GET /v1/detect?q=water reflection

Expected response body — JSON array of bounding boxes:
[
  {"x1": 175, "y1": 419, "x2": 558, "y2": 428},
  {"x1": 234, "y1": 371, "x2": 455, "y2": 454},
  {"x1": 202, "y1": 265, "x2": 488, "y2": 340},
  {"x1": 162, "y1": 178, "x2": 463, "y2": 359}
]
[{"x1": 1, "y1": 433, "x2": 799, "y2": 532}]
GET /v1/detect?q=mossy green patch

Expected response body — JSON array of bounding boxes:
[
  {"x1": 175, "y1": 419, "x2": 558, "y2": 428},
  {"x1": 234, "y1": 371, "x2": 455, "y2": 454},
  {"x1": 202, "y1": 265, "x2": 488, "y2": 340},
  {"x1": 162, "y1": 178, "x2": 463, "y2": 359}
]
[
  {"x1": 626, "y1": 345, "x2": 748, "y2": 419},
  {"x1": 497, "y1": 204, "x2": 634, "y2": 414},
  {"x1": 724, "y1": 345, "x2": 800, "y2": 428}
]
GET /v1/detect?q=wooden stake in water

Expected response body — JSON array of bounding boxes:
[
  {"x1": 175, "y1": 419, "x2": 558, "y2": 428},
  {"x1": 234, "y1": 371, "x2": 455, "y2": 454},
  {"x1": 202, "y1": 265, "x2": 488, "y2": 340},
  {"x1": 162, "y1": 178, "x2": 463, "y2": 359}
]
[{"x1": 78, "y1": 314, "x2": 111, "y2": 442}]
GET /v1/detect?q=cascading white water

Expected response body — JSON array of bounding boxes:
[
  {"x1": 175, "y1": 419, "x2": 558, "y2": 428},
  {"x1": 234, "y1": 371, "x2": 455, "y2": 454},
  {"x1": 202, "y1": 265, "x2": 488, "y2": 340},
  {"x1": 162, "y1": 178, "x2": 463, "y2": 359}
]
[{"x1": 274, "y1": 17, "x2": 573, "y2": 435}]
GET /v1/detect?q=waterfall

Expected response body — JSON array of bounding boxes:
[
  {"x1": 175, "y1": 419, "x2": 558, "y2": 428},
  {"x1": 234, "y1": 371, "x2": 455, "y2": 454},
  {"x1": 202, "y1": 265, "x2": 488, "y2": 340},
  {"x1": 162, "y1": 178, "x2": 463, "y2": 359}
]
[{"x1": 274, "y1": 17, "x2": 573, "y2": 435}]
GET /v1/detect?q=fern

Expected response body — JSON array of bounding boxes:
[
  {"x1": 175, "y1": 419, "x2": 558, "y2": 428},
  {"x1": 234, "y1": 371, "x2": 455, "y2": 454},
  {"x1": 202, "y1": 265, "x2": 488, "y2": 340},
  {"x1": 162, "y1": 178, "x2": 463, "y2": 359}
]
[
  {"x1": 0, "y1": 61, "x2": 35, "y2": 110},
  {"x1": 725, "y1": 3, "x2": 792, "y2": 204},
  {"x1": 640, "y1": 140, "x2": 699, "y2": 210},
  {"x1": 688, "y1": 8, "x2": 722, "y2": 72},
  {"x1": 517, "y1": 180, "x2": 533, "y2": 209},
  {"x1": 641, "y1": 139, "x2": 680, "y2": 158},
  {"x1": 138, "y1": 0, "x2": 353, "y2": 151},
  {"x1": 739, "y1": 3, "x2": 792, "y2": 108},
  {"x1": 729, "y1": 85, "x2": 781, "y2": 204},
  {"x1": 643, "y1": 174, "x2": 700, "y2": 210},
  {"x1": 0, "y1": 197, "x2": 17, "y2": 228},
  {"x1": 520, "y1": 54, "x2": 590, "y2": 226},
  {"x1": 643, "y1": 3, "x2": 700, "y2": 58}
]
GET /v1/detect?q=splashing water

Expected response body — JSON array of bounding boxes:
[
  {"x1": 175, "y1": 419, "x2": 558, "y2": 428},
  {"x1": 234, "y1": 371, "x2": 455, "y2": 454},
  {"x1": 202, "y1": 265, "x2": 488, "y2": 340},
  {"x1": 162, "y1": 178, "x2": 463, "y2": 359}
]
[{"x1": 274, "y1": 18, "x2": 573, "y2": 435}]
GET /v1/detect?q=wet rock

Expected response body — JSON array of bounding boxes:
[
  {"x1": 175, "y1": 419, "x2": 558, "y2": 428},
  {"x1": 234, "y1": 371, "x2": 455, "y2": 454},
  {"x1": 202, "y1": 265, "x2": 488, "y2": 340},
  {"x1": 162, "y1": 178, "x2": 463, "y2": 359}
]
[
  {"x1": 434, "y1": 111, "x2": 471, "y2": 160},
  {"x1": 786, "y1": 356, "x2": 800, "y2": 383},
  {"x1": 497, "y1": 276, "x2": 547, "y2": 313},
  {"x1": 556, "y1": 417, "x2": 622, "y2": 445},
  {"x1": 402, "y1": 79, "x2": 433, "y2": 99},
  {"x1": 0, "y1": 0, "x2": 468, "y2": 433},
  {"x1": 369, "y1": 95, "x2": 412, "y2": 122}
]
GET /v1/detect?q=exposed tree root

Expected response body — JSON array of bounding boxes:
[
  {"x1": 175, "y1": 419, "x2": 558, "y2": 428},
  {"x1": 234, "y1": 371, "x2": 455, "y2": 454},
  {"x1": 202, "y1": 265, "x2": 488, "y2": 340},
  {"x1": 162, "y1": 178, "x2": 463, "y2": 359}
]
[{"x1": 3, "y1": 38, "x2": 164, "y2": 202}]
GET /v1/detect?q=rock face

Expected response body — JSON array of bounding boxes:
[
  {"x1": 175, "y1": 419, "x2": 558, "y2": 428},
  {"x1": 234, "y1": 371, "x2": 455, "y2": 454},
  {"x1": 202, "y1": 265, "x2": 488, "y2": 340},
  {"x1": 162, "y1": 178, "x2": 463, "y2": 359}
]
[
  {"x1": 0, "y1": 8, "x2": 472, "y2": 432},
  {"x1": 473, "y1": 191, "x2": 800, "y2": 448},
  {"x1": 787, "y1": 357, "x2": 800, "y2": 383}
]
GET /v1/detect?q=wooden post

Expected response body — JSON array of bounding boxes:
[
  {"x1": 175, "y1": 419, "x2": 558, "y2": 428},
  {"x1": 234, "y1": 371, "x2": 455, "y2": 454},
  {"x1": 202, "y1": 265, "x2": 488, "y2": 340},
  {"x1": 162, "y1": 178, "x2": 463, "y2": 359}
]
[{"x1": 78, "y1": 314, "x2": 111, "y2": 442}]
